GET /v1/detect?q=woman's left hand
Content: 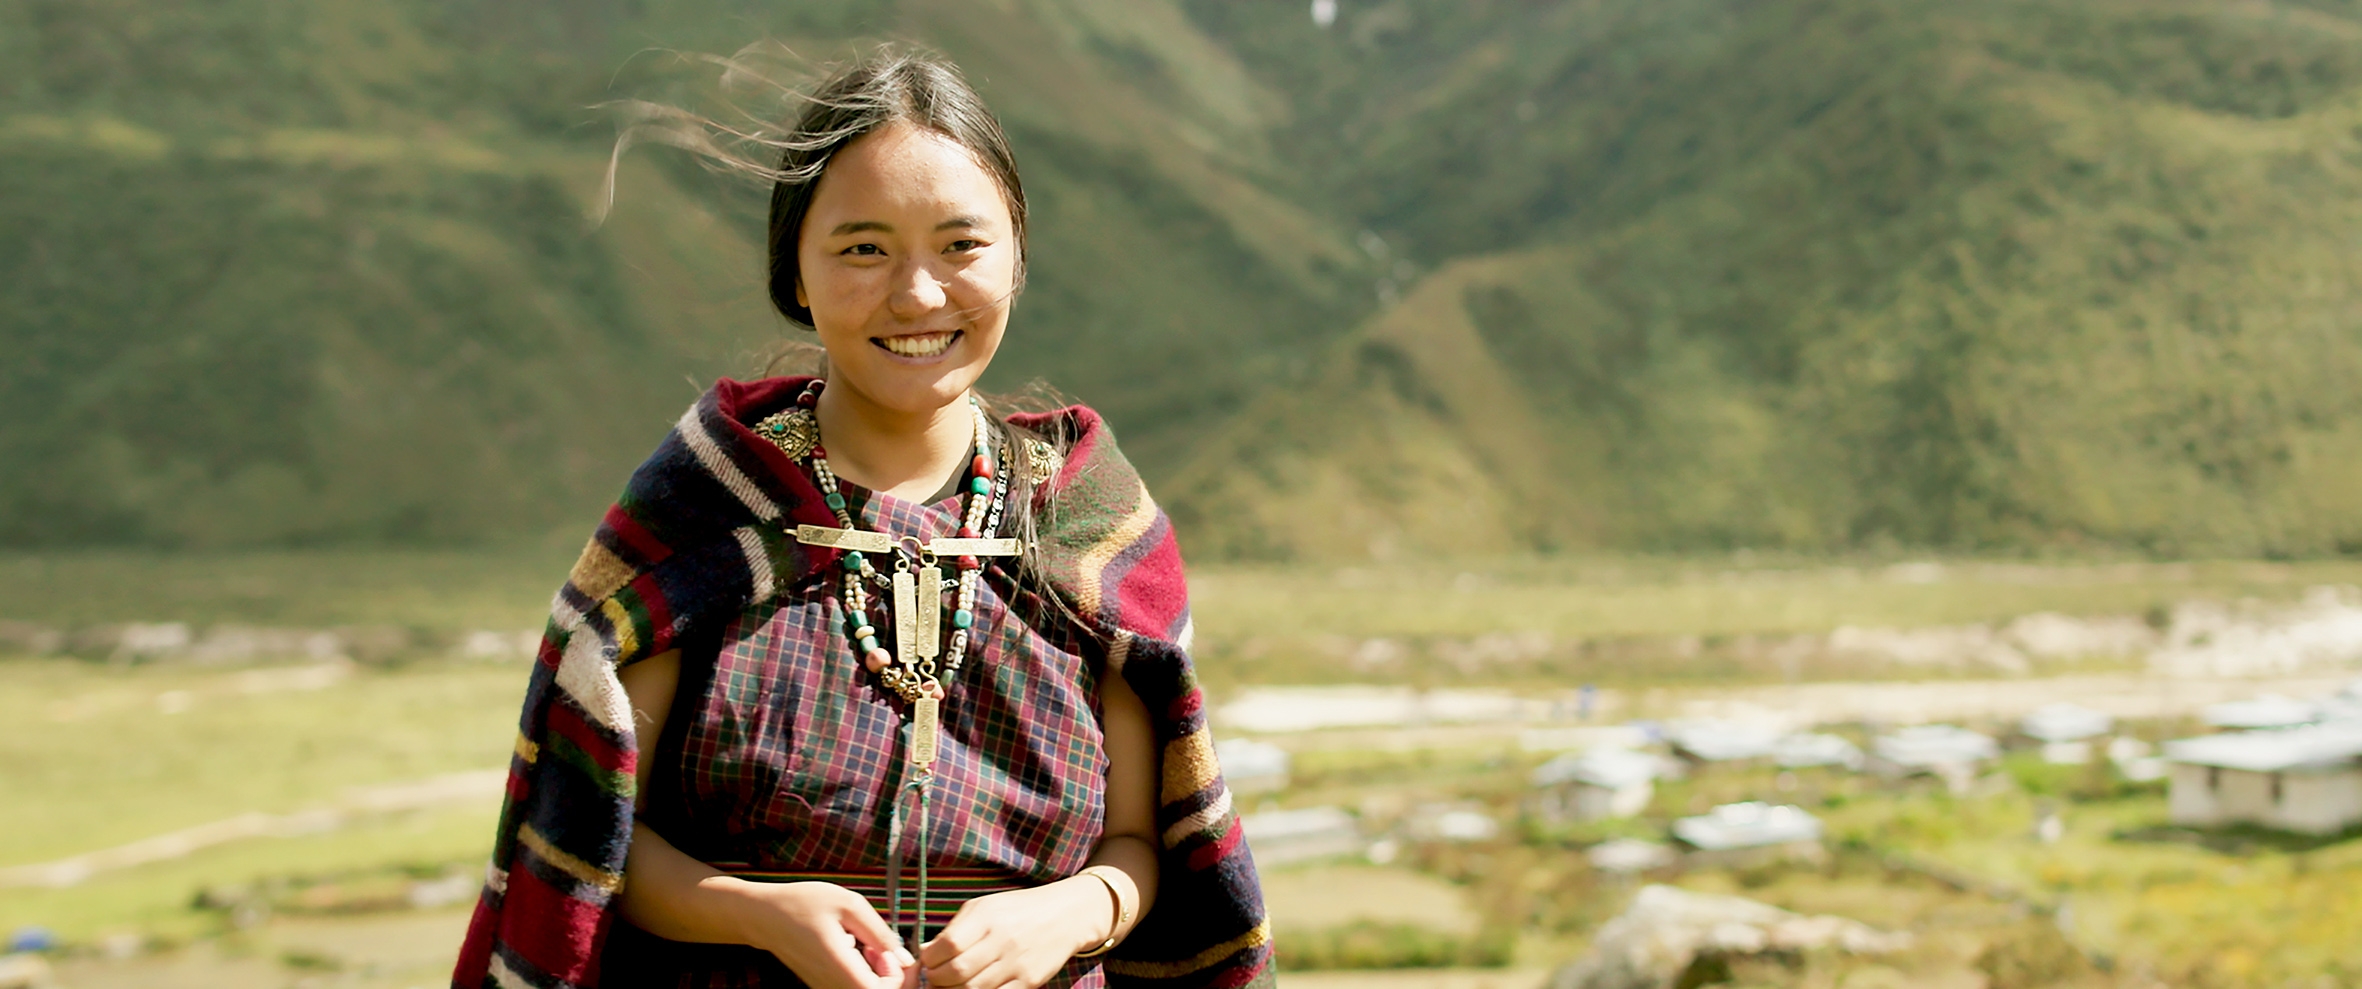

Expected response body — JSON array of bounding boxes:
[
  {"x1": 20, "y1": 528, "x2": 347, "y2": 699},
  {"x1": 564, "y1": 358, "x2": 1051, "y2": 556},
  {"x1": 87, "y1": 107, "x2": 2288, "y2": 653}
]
[{"x1": 918, "y1": 879, "x2": 1110, "y2": 989}]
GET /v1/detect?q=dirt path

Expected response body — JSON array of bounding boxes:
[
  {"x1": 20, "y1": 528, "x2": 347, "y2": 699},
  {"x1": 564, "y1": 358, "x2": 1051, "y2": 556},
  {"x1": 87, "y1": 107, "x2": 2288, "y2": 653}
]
[
  {"x1": 1236, "y1": 672, "x2": 2358, "y2": 751},
  {"x1": 0, "y1": 770, "x2": 505, "y2": 889},
  {"x1": 1645, "y1": 671, "x2": 2356, "y2": 727}
]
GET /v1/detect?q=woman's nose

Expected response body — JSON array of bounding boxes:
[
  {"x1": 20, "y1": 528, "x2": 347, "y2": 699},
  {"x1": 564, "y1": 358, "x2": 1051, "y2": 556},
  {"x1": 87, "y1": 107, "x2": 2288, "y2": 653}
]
[{"x1": 887, "y1": 261, "x2": 948, "y2": 318}]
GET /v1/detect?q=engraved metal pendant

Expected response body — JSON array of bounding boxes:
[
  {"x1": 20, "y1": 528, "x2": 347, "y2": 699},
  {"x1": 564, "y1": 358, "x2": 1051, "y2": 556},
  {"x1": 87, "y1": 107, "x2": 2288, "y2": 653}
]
[
  {"x1": 752, "y1": 408, "x2": 819, "y2": 461},
  {"x1": 914, "y1": 565, "x2": 942, "y2": 661},
  {"x1": 892, "y1": 571, "x2": 919, "y2": 669},
  {"x1": 927, "y1": 537, "x2": 1021, "y2": 557},
  {"x1": 911, "y1": 694, "x2": 940, "y2": 769},
  {"x1": 796, "y1": 525, "x2": 893, "y2": 553},
  {"x1": 1025, "y1": 438, "x2": 1060, "y2": 484}
]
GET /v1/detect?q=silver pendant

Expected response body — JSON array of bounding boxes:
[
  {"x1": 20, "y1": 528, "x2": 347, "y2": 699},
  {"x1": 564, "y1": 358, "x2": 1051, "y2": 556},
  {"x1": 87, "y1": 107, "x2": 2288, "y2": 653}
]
[
  {"x1": 892, "y1": 571, "x2": 918, "y2": 669},
  {"x1": 911, "y1": 694, "x2": 940, "y2": 769},
  {"x1": 796, "y1": 525, "x2": 893, "y2": 553},
  {"x1": 915, "y1": 566, "x2": 942, "y2": 660},
  {"x1": 927, "y1": 537, "x2": 1022, "y2": 557}
]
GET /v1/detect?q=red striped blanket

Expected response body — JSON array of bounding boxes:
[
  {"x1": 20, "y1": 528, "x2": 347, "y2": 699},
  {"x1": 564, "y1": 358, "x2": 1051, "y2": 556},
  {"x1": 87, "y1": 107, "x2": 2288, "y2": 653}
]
[{"x1": 451, "y1": 376, "x2": 1270, "y2": 989}]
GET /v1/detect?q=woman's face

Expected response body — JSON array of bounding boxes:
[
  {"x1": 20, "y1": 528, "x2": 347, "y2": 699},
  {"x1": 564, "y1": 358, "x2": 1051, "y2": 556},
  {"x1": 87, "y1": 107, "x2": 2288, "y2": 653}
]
[{"x1": 797, "y1": 121, "x2": 1019, "y2": 417}]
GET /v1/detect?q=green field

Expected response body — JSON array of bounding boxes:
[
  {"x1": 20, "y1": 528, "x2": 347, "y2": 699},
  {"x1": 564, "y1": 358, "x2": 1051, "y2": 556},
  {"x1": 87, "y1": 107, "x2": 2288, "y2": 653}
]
[
  {"x1": 0, "y1": 549, "x2": 569, "y2": 631},
  {"x1": 4, "y1": 551, "x2": 2361, "y2": 984},
  {"x1": 1257, "y1": 743, "x2": 2362, "y2": 987},
  {"x1": 17, "y1": 656, "x2": 2361, "y2": 985},
  {"x1": 0, "y1": 656, "x2": 518, "y2": 943},
  {"x1": 7, "y1": 545, "x2": 2361, "y2": 650}
]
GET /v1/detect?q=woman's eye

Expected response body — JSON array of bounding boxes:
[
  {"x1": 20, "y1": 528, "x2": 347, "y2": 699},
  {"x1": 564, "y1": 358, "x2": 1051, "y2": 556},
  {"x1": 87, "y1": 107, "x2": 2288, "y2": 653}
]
[
  {"x1": 947, "y1": 239, "x2": 983, "y2": 253},
  {"x1": 842, "y1": 243, "x2": 883, "y2": 257}
]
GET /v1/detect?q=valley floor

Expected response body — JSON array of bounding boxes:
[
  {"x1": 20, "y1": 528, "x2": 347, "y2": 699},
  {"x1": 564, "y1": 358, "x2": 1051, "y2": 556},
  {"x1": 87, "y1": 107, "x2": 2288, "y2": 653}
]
[{"x1": 4, "y1": 553, "x2": 2361, "y2": 986}]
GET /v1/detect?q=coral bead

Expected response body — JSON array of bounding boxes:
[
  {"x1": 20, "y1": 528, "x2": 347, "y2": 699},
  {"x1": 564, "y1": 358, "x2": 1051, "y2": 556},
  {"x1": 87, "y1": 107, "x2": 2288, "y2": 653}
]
[
  {"x1": 863, "y1": 648, "x2": 890, "y2": 672},
  {"x1": 957, "y1": 555, "x2": 981, "y2": 570},
  {"x1": 973, "y1": 455, "x2": 994, "y2": 479},
  {"x1": 958, "y1": 526, "x2": 978, "y2": 539}
]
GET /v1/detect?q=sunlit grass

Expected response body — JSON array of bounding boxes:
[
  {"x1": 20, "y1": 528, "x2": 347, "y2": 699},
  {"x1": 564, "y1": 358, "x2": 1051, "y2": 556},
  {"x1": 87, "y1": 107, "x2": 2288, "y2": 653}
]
[
  {"x1": 6, "y1": 550, "x2": 2362, "y2": 973},
  {"x1": 11, "y1": 550, "x2": 2360, "y2": 639},
  {"x1": 0, "y1": 658, "x2": 521, "y2": 941},
  {"x1": 0, "y1": 550, "x2": 571, "y2": 630},
  {"x1": 0, "y1": 806, "x2": 495, "y2": 945},
  {"x1": 1190, "y1": 556, "x2": 2362, "y2": 641},
  {"x1": 0, "y1": 659, "x2": 522, "y2": 867},
  {"x1": 1815, "y1": 770, "x2": 2362, "y2": 986}
]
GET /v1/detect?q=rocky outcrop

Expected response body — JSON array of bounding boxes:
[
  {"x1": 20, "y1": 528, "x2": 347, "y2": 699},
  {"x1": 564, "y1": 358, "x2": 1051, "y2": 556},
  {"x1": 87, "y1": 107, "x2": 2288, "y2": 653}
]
[{"x1": 1547, "y1": 885, "x2": 1912, "y2": 989}]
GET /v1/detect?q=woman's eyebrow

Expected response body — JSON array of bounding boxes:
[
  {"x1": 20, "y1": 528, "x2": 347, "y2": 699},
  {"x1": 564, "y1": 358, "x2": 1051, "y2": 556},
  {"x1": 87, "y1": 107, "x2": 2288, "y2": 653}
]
[{"x1": 827, "y1": 217, "x2": 984, "y2": 235}]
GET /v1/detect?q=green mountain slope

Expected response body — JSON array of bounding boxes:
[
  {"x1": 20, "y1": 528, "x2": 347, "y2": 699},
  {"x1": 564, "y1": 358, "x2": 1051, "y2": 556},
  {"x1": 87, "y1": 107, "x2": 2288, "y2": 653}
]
[
  {"x1": 8, "y1": 0, "x2": 2362, "y2": 558},
  {"x1": 0, "y1": 0, "x2": 1370, "y2": 546},
  {"x1": 1168, "y1": 0, "x2": 2362, "y2": 560}
]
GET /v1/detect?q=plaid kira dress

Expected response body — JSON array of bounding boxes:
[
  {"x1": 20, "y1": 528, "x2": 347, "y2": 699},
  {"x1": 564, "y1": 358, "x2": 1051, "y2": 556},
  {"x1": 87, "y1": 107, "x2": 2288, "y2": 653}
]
[
  {"x1": 456, "y1": 377, "x2": 1271, "y2": 989},
  {"x1": 603, "y1": 479, "x2": 1113, "y2": 989}
]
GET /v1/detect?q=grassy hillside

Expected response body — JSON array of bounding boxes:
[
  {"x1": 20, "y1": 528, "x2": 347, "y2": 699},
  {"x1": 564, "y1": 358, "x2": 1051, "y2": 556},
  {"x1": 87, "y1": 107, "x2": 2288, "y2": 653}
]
[
  {"x1": 8, "y1": 0, "x2": 2362, "y2": 558},
  {"x1": 1170, "y1": 0, "x2": 2362, "y2": 560},
  {"x1": 0, "y1": 0, "x2": 1370, "y2": 547}
]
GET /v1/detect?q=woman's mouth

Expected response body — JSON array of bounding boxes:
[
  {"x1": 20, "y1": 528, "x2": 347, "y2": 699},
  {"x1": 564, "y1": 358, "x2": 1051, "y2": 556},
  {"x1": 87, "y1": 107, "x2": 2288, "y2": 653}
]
[{"x1": 873, "y1": 330, "x2": 962, "y2": 360}]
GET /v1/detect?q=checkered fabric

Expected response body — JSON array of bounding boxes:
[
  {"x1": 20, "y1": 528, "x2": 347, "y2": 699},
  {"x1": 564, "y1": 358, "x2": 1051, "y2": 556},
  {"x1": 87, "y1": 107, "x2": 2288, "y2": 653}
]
[
  {"x1": 452, "y1": 376, "x2": 1271, "y2": 989},
  {"x1": 623, "y1": 482, "x2": 1111, "y2": 987}
]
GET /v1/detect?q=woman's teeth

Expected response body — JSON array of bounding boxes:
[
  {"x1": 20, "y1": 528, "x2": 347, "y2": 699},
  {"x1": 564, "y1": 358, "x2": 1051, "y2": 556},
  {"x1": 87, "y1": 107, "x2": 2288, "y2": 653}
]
[{"x1": 877, "y1": 331, "x2": 958, "y2": 357}]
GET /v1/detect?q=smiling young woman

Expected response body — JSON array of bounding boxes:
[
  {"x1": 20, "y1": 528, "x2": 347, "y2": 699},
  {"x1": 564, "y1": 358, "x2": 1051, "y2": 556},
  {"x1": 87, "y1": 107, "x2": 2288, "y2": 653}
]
[{"x1": 450, "y1": 49, "x2": 1271, "y2": 989}]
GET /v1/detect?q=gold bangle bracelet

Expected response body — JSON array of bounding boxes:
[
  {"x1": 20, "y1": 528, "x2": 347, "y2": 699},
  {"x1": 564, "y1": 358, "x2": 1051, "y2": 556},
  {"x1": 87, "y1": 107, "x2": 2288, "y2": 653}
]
[{"x1": 1072, "y1": 867, "x2": 1128, "y2": 959}]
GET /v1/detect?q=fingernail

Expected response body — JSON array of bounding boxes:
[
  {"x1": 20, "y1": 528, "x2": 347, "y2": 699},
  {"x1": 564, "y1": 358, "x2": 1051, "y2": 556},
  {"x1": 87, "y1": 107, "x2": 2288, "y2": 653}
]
[{"x1": 895, "y1": 947, "x2": 916, "y2": 966}]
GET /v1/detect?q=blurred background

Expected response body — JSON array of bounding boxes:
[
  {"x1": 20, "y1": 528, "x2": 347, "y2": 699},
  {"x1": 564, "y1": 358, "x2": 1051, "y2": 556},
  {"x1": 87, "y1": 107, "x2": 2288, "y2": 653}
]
[{"x1": 6, "y1": 0, "x2": 2362, "y2": 986}]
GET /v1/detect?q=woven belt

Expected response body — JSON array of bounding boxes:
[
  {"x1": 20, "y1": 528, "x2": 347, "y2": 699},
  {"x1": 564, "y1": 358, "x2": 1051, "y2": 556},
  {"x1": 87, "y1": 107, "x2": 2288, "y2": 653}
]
[{"x1": 709, "y1": 865, "x2": 1033, "y2": 935}]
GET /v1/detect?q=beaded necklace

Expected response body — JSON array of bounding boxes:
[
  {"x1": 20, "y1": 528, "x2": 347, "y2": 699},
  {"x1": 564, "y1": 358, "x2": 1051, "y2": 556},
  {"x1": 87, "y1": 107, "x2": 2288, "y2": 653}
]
[
  {"x1": 750, "y1": 378, "x2": 1015, "y2": 954},
  {"x1": 754, "y1": 378, "x2": 1013, "y2": 705}
]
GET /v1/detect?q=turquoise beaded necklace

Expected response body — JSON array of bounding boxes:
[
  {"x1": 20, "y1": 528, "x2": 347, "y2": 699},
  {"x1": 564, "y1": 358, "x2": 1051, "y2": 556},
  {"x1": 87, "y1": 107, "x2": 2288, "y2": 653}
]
[{"x1": 768, "y1": 378, "x2": 1009, "y2": 702}]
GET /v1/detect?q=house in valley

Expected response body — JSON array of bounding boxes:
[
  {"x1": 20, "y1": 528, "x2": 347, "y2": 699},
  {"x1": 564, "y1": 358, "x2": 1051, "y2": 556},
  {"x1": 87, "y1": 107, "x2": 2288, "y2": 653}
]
[
  {"x1": 2162, "y1": 725, "x2": 2362, "y2": 835},
  {"x1": 1530, "y1": 747, "x2": 1661, "y2": 822}
]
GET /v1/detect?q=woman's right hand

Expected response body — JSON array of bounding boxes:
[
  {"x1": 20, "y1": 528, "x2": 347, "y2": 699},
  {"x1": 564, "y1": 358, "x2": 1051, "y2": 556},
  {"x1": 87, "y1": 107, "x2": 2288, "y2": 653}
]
[
  {"x1": 740, "y1": 881, "x2": 917, "y2": 989},
  {"x1": 616, "y1": 660, "x2": 908, "y2": 988}
]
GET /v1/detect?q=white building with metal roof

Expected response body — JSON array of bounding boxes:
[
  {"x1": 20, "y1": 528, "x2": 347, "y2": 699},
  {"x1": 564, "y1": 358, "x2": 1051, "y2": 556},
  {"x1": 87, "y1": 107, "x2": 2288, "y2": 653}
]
[
  {"x1": 1872, "y1": 724, "x2": 1997, "y2": 769},
  {"x1": 1771, "y1": 733, "x2": 1864, "y2": 771},
  {"x1": 2021, "y1": 703, "x2": 2113, "y2": 764},
  {"x1": 1530, "y1": 747, "x2": 1661, "y2": 822},
  {"x1": 1671, "y1": 802, "x2": 1823, "y2": 851},
  {"x1": 2200, "y1": 695, "x2": 2319, "y2": 730},
  {"x1": 2162, "y1": 725, "x2": 2362, "y2": 835}
]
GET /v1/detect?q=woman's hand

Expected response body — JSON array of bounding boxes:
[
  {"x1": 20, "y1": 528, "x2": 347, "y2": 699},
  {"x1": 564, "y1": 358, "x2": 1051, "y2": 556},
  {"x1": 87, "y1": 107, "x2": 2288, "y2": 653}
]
[
  {"x1": 740, "y1": 881, "x2": 916, "y2": 989},
  {"x1": 919, "y1": 879, "x2": 1111, "y2": 989}
]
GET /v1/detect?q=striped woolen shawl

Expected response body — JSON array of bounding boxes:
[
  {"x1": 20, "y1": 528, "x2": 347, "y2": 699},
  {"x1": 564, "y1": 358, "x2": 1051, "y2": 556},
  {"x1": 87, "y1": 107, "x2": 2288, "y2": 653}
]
[{"x1": 451, "y1": 377, "x2": 1271, "y2": 989}]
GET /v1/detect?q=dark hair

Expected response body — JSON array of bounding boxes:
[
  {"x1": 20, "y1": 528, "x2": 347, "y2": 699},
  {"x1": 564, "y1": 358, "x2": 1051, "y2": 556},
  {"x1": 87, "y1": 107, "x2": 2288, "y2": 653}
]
[{"x1": 765, "y1": 50, "x2": 1028, "y2": 327}]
